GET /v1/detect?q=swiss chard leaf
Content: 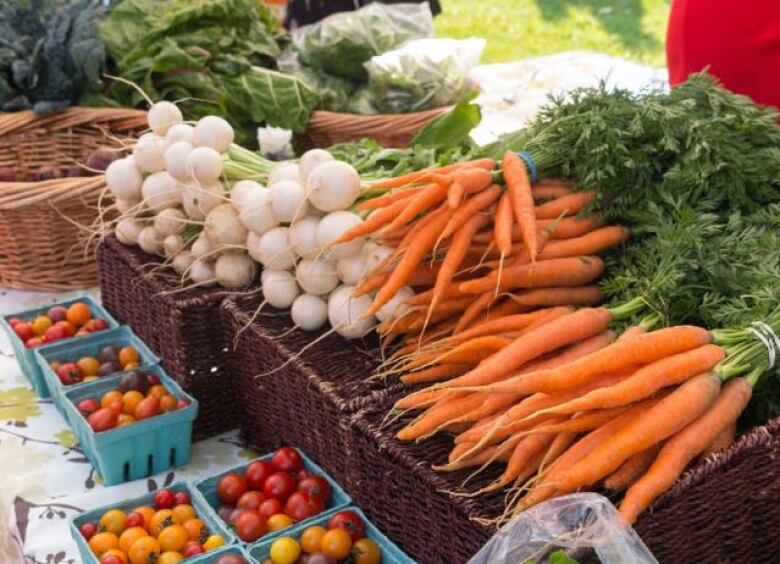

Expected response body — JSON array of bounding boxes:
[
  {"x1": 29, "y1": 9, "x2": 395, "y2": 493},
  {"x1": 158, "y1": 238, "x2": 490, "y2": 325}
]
[{"x1": 412, "y1": 94, "x2": 481, "y2": 148}]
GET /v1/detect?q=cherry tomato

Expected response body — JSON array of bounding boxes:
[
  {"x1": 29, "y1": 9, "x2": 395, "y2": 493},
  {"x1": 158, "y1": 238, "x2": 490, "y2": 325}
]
[
  {"x1": 297, "y1": 469, "x2": 312, "y2": 482},
  {"x1": 77, "y1": 356, "x2": 101, "y2": 377},
  {"x1": 300, "y1": 525, "x2": 327, "y2": 554},
  {"x1": 122, "y1": 390, "x2": 144, "y2": 415},
  {"x1": 321, "y1": 528, "x2": 352, "y2": 560},
  {"x1": 266, "y1": 513, "x2": 294, "y2": 532},
  {"x1": 88, "y1": 532, "x2": 119, "y2": 557},
  {"x1": 79, "y1": 522, "x2": 98, "y2": 541},
  {"x1": 124, "y1": 512, "x2": 145, "y2": 529},
  {"x1": 148, "y1": 384, "x2": 167, "y2": 399},
  {"x1": 117, "y1": 414, "x2": 136, "y2": 427},
  {"x1": 47, "y1": 306, "x2": 67, "y2": 322},
  {"x1": 235, "y1": 510, "x2": 268, "y2": 542},
  {"x1": 172, "y1": 504, "x2": 196, "y2": 525},
  {"x1": 131, "y1": 505, "x2": 155, "y2": 530},
  {"x1": 77, "y1": 398, "x2": 100, "y2": 417},
  {"x1": 147, "y1": 373, "x2": 161, "y2": 386},
  {"x1": 285, "y1": 491, "x2": 325, "y2": 522},
  {"x1": 157, "y1": 551, "x2": 183, "y2": 564},
  {"x1": 304, "y1": 554, "x2": 337, "y2": 564},
  {"x1": 8, "y1": 317, "x2": 22, "y2": 326},
  {"x1": 57, "y1": 363, "x2": 83, "y2": 385},
  {"x1": 175, "y1": 398, "x2": 190, "y2": 410},
  {"x1": 100, "y1": 553, "x2": 125, "y2": 564},
  {"x1": 298, "y1": 476, "x2": 331, "y2": 503},
  {"x1": 154, "y1": 489, "x2": 176, "y2": 510},
  {"x1": 128, "y1": 536, "x2": 161, "y2": 564},
  {"x1": 149, "y1": 509, "x2": 175, "y2": 537},
  {"x1": 55, "y1": 320, "x2": 77, "y2": 337},
  {"x1": 269, "y1": 536, "x2": 301, "y2": 564},
  {"x1": 13, "y1": 322, "x2": 34, "y2": 341},
  {"x1": 101, "y1": 390, "x2": 123, "y2": 409},
  {"x1": 182, "y1": 541, "x2": 205, "y2": 557},
  {"x1": 88, "y1": 408, "x2": 118, "y2": 432},
  {"x1": 229, "y1": 508, "x2": 245, "y2": 525},
  {"x1": 160, "y1": 395, "x2": 178, "y2": 412},
  {"x1": 236, "y1": 490, "x2": 265, "y2": 511},
  {"x1": 182, "y1": 518, "x2": 206, "y2": 543},
  {"x1": 158, "y1": 524, "x2": 189, "y2": 552},
  {"x1": 202, "y1": 534, "x2": 225, "y2": 551},
  {"x1": 43, "y1": 324, "x2": 68, "y2": 342},
  {"x1": 118, "y1": 346, "x2": 139, "y2": 367},
  {"x1": 119, "y1": 527, "x2": 148, "y2": 554},
  {"x1": 134, "y1": 395, "x2": 161, "y2": 420},
  {"x1": 245, "y1": 459, "x2": 275, "y2": 490},
  {"x1": 25, "y1": 336, "x2": 45, "y2": 348},
  {"x1": 31, "y1": 315, "x2": 52, "y2": 336},
  {"x1": 66, "y1": 302, "x2": 92, "y2": 326},
  {"x1": 217, "y1": 472, "x2": 248, "y2": 505},
  {"x1": 258, "y1": 498, "x2": 283, "y2": 519},
  {"x1": 352, "y1": 538, "x2": 381, "y2": 564},
  {"x1": 91, "y1": 318, "x2": 109, "y2": 331},
  {"x1": 215, "y1": 556, "x2": 248, "y2": 564},
  {"x1": 327, "y1": 511, "x2": 366, "y2": 543},
  {"x1": 263, "y1": 471, "x2": 296, "y2": 502},
  {"x1": 271, "y1": 447, "x2": 303, "y2": 473},
  {"x1": 172, "y1": 490, "x2": 190, "y2": 506},
  {"x1": 216, "y1": 504, "x2": 234, "y2": 523}
]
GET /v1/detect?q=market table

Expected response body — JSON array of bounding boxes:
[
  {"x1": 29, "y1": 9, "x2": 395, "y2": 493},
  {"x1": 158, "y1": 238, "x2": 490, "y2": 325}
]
[{"x1": 0, "y1": 52, "x2": 665, "y2": 563}]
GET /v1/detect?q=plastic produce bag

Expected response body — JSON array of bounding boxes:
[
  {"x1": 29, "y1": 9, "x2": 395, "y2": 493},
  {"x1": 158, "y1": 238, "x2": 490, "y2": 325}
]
[
  {"x1": 468, "y1": 493, "x2": 658, "y2": 564},
  {"x1": 277, "y1": 47, "x2": 356, "y2": 112},
  {"x1": 292, "y1": 2, "x2": 434, "y2": 81},
  {"x1": 365, "y1": 37, "x2": 485, "y2": 113}
]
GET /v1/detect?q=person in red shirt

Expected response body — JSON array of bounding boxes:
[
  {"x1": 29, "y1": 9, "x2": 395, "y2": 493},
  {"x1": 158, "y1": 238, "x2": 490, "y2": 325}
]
[{"x1": 666, "y1": 0, "x2": 780, "y2": 108}]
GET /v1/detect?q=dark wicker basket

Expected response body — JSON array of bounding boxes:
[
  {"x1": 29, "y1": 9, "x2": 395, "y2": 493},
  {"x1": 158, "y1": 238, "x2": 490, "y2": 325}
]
[
  {"x1": 97, "y1": 235, "x2": 258, "y2": 438},
  {"x1": 221, "y1": 296, "x2": 406, "y2": 488}
]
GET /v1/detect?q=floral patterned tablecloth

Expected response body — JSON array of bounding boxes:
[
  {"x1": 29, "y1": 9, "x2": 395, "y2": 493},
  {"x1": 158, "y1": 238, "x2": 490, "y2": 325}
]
[{"x1": 0, "y1": 52, "x2": 664, "y2": 564}]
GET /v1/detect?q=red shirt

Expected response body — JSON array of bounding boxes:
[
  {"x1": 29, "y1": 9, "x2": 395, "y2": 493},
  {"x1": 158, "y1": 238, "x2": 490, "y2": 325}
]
[{"x1": 666, "y1": 0, "x2": 780, "y2": 108}]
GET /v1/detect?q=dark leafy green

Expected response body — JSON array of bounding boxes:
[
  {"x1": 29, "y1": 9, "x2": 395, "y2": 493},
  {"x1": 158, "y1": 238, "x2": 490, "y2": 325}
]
[{"x1": 412, "y1": 95, "x2": 481, "y2": 148}]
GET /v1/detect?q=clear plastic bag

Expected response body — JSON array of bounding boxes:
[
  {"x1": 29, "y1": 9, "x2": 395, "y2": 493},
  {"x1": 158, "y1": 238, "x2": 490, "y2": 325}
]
[
  {"x1": 292, "y1": 2, "x2": 434, "y2": 81},
  {"x1": 276, "y1": 47, "x2": 356, "y2": 111},
  {"x1": 365, "y1": 37, "x2": 485, "y2": 113},
  {"x1": 468, "y1": 493, "x2": 658, "y2": 564}
]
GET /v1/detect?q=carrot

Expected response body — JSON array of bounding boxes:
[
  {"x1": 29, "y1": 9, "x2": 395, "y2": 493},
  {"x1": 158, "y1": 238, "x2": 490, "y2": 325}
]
[
  {"x1": 397, "y1": 394, "x2": 488, "y2": 440},
  {"x1": 438, "y1": 308, "x2": 574, "y2": 348},
  {"x1": 458, "y1": 256, "x2": 605, "y2": 295},
  {"x1": 494, "y1": 190, "x2": 514, "y2": 273},
  {"x1": 405, "y1": 286, "x2": 465, "y2": 307},
  {"x1": 491, "y1": 429, "x2": 558, "y2": 491},
  {"x1": 537, "y1": 214, "x2": 601, "y2": 239},
  {"x1": 419, "y1": 335, "x2": 513, "y2": 368},
  {"x1": 619, "y1": 377, "x2": 752, "y2": 524},
  {"x1": 534, "y1": 190, "x2": 596, "y2": 219},
  {"x1": 383, "y1": 183, "x2": 448, "y2": 234},
  {"x1": 617, "y1": 325, "x2": 647, "y2": 341},
  {"x1": 537, "y1": 226, "x2": 630, "y2": 260},
  {"x1": 553, "y1": 372, "x2": 722, "y2": 494},
  {"x1": 521, "y1": 403, "x2": 637, "y2": 436},
  {"x1": 378, "y1": 298, "x2": 472, "y2": 335},
  {"x1": 333, "y1": 198, "x2": 411, "y2": 244},
  {"x1": 533, "y1": 185, "x2": 572, "y2": 200},
  {"x1": 453, "y1": 290, "x2": 497, "y2": 333},
  {"x1": 401, "y1": 364, "x2": 470, "y2": 385},
  {"x1": 440, "y1": 185, "x2": 503, "y2": 240},
  {"x1": 603, "y1": 447, "x2": 659, "y2": 492},
  {"x1": 536, "y1": 177, "x2": 576, "y2": 188},
  {"x1": 357, "y1": 186, "x2": 425, "y2": 211},
  {"x1": 508, "y1": 286, "x2": 603, "y2": 308},
  {"x1": 502, "y1": 151, "x2": 538, "y2": 260},
  {"x1": 474, "y1": 325, "x2": 713, "y2": 396},
  {"x1": 368, "y1": 158, "x2": 497, "y2": 190},
  {"x1": 699, "y1": 422, "x2": 736, "y2": 459},
  {"x1": 355, "y1": 262, "x2": 441, "y2": 296},
  {"x1": 536, "y1": 344, "x2": 726, "y2": 417},
  {"x1": 437, "y1": 443, "x2": 511, "y2": 472}
]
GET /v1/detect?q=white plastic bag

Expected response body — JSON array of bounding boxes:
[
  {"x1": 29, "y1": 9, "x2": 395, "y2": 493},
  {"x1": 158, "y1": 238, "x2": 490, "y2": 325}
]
[{"x1": 468, "y1": 493, "x2": 658, "y2": 564}]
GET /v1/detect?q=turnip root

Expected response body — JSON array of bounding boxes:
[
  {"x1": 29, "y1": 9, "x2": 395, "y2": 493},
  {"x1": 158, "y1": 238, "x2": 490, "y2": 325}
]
[
  {"x1": 191, "y1": 232, "x2": 215, "y2": 259},
  {"x1": 142, "y1": 172, "x2": 180, "y2": 212},
  {"x1": 215, "y1": 251, "x2": 257, "y2": 288},
  {"x1": 336, "y1": 252, "x2": 368, "y2": 285},
  {"x1": 306, "y1": 160, "x2": 361, "y2": 212},
  {"x1": 115, "y1": 218, "x2": 144, "y2": 246},
  {"x1": 106, "y1": 157, "x2": 143, "y2": 201},
  {"x1": 137, "y1": 225, "x2": 164, "y2": 256},
  {"x1": 133, "y1": 133, "x2": 166, "y2": 173},
  {"x1": 164, "y1": 141, "x2": 193, "y2": 181},
  {"x1": 147, "y1": 101, "x2": 183, "y2": 136},
  {"x1": 231, "y1": 180, "x2": 263, "y2": 212},
  {"x1": 269, "y1": 180, "x2": 308, "y2": 223},
  {"x1": 172, "y1": 250, "x2": 194, "y2": 275},
  {"x1": 298, "y1": 149, "x2": 333, "y2": 183},
  {"x1": 375, "y1": 286, "x2": 414, "y2": 323},
  {"x1": 205, "y1": 203, "x2": 247, "y2": 246},
  {"x1": 239, "y1": 189, "x2": 278, "y2": 236},
  {"x1": 165, "y1": 123, "x2": 194, "y2": 147},
  {"x1": 163, "y1": 234, "x2": 185, "y2": 258},
  {"x1": 254, "y1": 227, "x2": 295, "y2": 270},
  {"x1": 186, "y1": 146, "x2": 223, "y2": 183},
  {"x1": 269, "y1": 163, "x2": 300, "y2": 185},
  {"x1": 115, "y1": 198, "x2": 140, "y2": 216},
  {"x1": 261, "y1": 269, "x2": 300, "y2": 309},
  {"x1": 288, "y1": 216, "x2": 320, "y2": 259},
  {"x1": 291, "y1": 294, "x2": 328, "y2": 331},
  {"x1": 315, "y1": 211, "x2": 365, "y2": 260},
  {"x1": 153, "y1": 208, "x2": 187, "y2": 236},
  {"x1": 365, "y1": 245, "x2": 395, "y2": 274},
  {"x1": 296, "y1": 258, "x2": 339, "y2": 295},
  {"x1": 181, "y1": 181, "x2": 226, "y2": 220},
  {"x1": 189, "y1": 258, "x2": 216, "y2": 287},
  {"x1": 193, "y1": 116, "x2": 234, "y2": 153},
  {"x1": 328, "y1": 285, "x2": 375, "y2": 339}
]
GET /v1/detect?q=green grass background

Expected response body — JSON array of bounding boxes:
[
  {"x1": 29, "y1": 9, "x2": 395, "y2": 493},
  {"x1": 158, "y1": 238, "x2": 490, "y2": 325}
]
[{"x1": 434, "y1": 0, "x2": 670, "y2": 66}]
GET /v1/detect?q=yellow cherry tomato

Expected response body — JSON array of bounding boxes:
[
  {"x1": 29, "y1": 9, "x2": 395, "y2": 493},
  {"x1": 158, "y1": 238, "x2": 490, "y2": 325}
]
[
  {"x1": 128, "y1": 536, "x2": 161, "y2": 564},
  {"x1": 267, "y1": 513, "x2": 294, "y2": 532},
  {"x1": 149, "y1": 509, "x2": 174, "y2": 537},
  {"x1": 202, "y1": 534, "x2": 225, "y2": 551},
  {"x1": 99, "y1": 509, "x2": 127, "y2": 536},
  {"x1": 119, "y1": 526, "x2": 148, "y2": 554},
  {"x1": 158, "y1": 524, "x2": 189, "y2": 552},
  {"x1": 269, "y1": 537, "x2": 301, "y2": 564},
  {"x1": 171, "y1": 504, "x2": 196, "y2": 525},
  {"x1": 31, "y1": 315, "x2": 52, "y2": 336},
  {"x1": 122, "y1": 390, "x2": 144, "y2": 415},
  {"x1": 88, "y1": 532, "x2": 118, "y2": 557},
  {"x1": 300, "y1": 525, "x2": 327, "y2": 554},
  {"x1": 157, "y1": 552, "x2": 183, "y2": 564},
  {"x1": 77, "y1": 356, "x2": 101, "y2": 376}
]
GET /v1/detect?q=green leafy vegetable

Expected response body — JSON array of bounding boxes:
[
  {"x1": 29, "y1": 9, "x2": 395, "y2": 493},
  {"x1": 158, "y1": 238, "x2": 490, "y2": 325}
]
[{"x1": 412, "y1": 95, "x2": 481, "y2": 148}]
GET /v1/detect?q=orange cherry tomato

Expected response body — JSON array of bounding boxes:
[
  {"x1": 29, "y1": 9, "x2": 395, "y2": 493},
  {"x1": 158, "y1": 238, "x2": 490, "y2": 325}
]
[
  {"x1": 122, "y1": 390, "x2": 144, "y2": 415},
  {"x1": 119, "y1": 346, "x2": 140, "y2": 368},
  {"x1": 149, "y1": 509, "x2": 174, "y2": 537},
  {"x1": 159, "y1": 395, "x2": 178, "y2": 413},
  {"x1": 77, "y1": 357, "x2": 101, "y2": 377},
  {"x1": 128, "y1": 536, "x2": 160, "y2": 564},
  {"x1": 119, "y1": 527, "x2": 148, "y2": 554},
  {"x1": 299, "y1": 525, "x2": 327, "y2": 554},
  {"x1": 131, "y1": 506, "x2": 155, "y2": 531},
  {"x1": 171, "y1": 504, "x2": 196, "y2": 525},
  {"x1": 134, "y1": 396, "x2": 161, "y2": 420},
  {"x1": 352, "y1": 538, "x2": 382, "y2": 564},
  {"x1": 124, "y1": 362, "x2": 140, "y2": 370},
  {"x1": 157, "y1": 552, "x2": 183, "y2": 564},
  {"x1": 267, "y1": 513, "x2": 294, "y2": 532},
  {"x1": 99, "y1": 509, "x2": 127, "y2": 536},
  {"x1": 321, "y1": 528, "x2": 352, "y2": 560},
  {"x1": 147, "y1": 385, "x2": 167, "y2": 399},
  {"x1": 101, "y1": 548, "x2": 128, "y2": 564},
  {"x1": 66, "y1": 302, "x2": 92, "y2": 326},
  {"x1": 158, "y1": 524, "x2": 189, "y2": 552},
  {"x1": 181, "y1": 518, "x2": 206, "y2": 543},
  {"x1": 101, "y1": 390, "x2": 123, "y2": 409},
  {"x1": 88, "y1": 532, "x2": 119, "y2": 557},
  {"x1": 117, "y1": 413, "x2": 136, "y2": 427}
]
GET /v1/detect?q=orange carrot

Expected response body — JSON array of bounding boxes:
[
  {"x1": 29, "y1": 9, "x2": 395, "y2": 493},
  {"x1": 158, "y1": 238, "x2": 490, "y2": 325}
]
[
  {"x1": 355, "y1": 263, "x2": 441, "y2": 296},
  {"x1": 521, "y1": 404, "x2": 636, "y2": 436},
  {"x1": 490, "y1": 429, "x2": 558, "y2": 491},
  {"x1": 475, "y1": 325, "x2": 713, "y2": 396},
  {"x1": 539, "y1": 432, "x2": 578, "y2": 471},
  {"x1": 369, "y1": 158, "x2": 496, "y2": 190},
  {"x1": 534, "y1": 190, "x2": 596, "y2": 219},
  {"x1": 553, "y1": 372, "x2": 722, "y2": 493},
  {"x1": 459, "y1": 256, "x2": 605, "y2": 295},
  {"x1": 397, "y1": 394, "x2": 488, "y2": 440},
  {"x1": 508, "y1": 286, "x2": 604, "y2": 308},
  {"x1": 383, "y1": 183, "x2": 448, "y2": 233},
  {"x1": 699, "y1": 422, "x2": 736, "y2": 459},
  {"x1": 533, "y1": 185, "x2": 573, "y2": 200},
  {"x1": 603, "y1": 447, "x2": 659, "y2": 492},
  {"x1": 538, "y1": 226, "x2": 630, "y2": 260},
  {"x1": 334, "y1": 198, "x2": 410, "y2": 244},
  {"x1": 494, "y1": 190, "x2": 514, "y2": 267},
  {"x1": 453, "y1": 290, "x2": 496, "y2": 333},
  {"x1": 619, "y1": 377, "x2": 752, "y2": 524},
  {"x1": 405, "y1": 286, "x2": 465, "y2": 306},
  {"x1": 357, "y1": 186, "x2": 425, "y2": 210},
  {"x1": 421, "y1": 335, "x2": 513, "y2": 368},
  {"x1": 401, "y1": 364, "x2": 470, "y2": 385},
  {"x1": 438, "y1": 308, "x2": 574, "y2": 347},
  {"x1": 502, "y1": 151, "x2": 538, "y2": 261},
  {"x1": 538, "y1": 214, "x2": 601, "y2": 239},
  {"x1": 440, "y1": 185, "x2": 503, "y2": 240}
]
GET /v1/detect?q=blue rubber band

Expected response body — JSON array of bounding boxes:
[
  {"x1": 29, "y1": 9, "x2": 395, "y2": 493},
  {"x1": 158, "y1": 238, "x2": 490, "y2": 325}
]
[{"x1": 516, "y1": 150, "x2": 538, "y2": 183}]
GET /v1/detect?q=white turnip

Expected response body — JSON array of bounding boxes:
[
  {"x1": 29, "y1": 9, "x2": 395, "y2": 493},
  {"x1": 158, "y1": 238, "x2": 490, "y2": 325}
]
[
  {"x1": 375, "y1": 286, "x2": 414, "y2": 323},
  {"x1": 193, "y1": 115, "x2": 234, "y2": 153},
  {"x1": 153, "y1": 208, "x2": 187, "y2": 236},
  {"x1": 288, "y1": 216, "x2": 320, "y2": 259},
  {"x1": 298, "y1": 149, "x2": 333, "y2": 183},
  {"x1": 106, "y1": 157, "x2": 143, "y2": 201},
  {"x1": 327, "y1": 285, "x2": 375, "y2": 339},
  {"x1": 231, "y1": 180, "x2": 263, "y2": 212},
  {"x1": 291, "y1": 294, "x2": 328, "y2": 331},
  {"x1": 269, "y1": 180, "x2": 308, "y2": 223},
  {"x1": 239, "y1": 188, "x2": 278, "y2": 236},
  {"x1": 315, "y1": 211, "x2": 365, "y2": 260},
  {"x1": 261, "y1": 269, "x2": 300, "y2": 309},
  {"x1": 115, "y1": 218, "x2": 144, "y2": 246},
  {"x1": 255, "y1": 227, "x2": 295, "y2": 270},
  {"x1": 181, "y1": 181, "x2": 226, "y2": 220},
  {"x1": 172, "y1": 250, "x2": 194, "y2": 275},
  {"x1": 133, "y1": 133, "x2": 166, "y2": 173},
  {"x1": 164, "y1": 123, "x2": 194, "y2": 147},
  {"x1": 191, "y1": 232, "x2": 215, "y2": 259},
  {"x1": 163, "y1": 234, "x2": 184, "y2": 258},
  {"x1": 137, "y1": 225, "x2": 164, "y2": 256},
  {"x1": 296, "y1": 258, "x2": 339, "y2": 295},
  {"x1": 164, "y1": 141, "x2": 193, "y2": 181},
  {"x1": 269, "y1": 162, "x2": 300, "y2": 185},
  {"x1": 204, "y1": 203, "x2": 247, "y2": 246},
  {"x1": 147, "y1": 101, "x2": 183, "y2": 136},
  {"x1": 142, "y1": 171, "x2": 180, "y2": 212},
  {"x1": 189, "y1": 258, "x2": 216, "y2": 287},
  {"x1": 306, "y1": 160, "x2": 361, "y2": 212},
  {"x1": 186, "y1": 146, "x2": 223, "y2": 183},
  {"x1": 215, "y1": 251, "x2": 257, "y2": 288}
]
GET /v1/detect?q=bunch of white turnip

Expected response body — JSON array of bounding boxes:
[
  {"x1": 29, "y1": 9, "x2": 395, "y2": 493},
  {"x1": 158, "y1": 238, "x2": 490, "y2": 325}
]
[{"x1": 105, "y1": 102, "x2": 409, "y2": 339}]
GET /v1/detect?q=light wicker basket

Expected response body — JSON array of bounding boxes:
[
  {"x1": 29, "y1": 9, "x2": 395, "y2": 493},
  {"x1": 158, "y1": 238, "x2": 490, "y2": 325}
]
[
  {"x1": 298, "y1": 106, "x2": 449, "y2": 149},
  {"x1": 0, "y1": 107, "x2": 147, "y2": 290}
]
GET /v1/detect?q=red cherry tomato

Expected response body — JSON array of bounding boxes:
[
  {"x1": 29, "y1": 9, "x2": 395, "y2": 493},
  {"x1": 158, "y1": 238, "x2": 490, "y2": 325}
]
[
  {"x1": 217, "y1": 473, "x2": 248, "y2": 505},
  {"x1": 263, "y1": 471, "x2": 297, "y2": 502},
  {"x1": 25, "y1": 336, "x2": 45, "y2": 348},
  {"x1": 173, "y1": 491, "x2": 191, "y2": 506},
  {"x1": 175, "y1": 398, "x2": 190, "y2": 410},
  {"x1": 327, "y1": 510, "x2": 366, "y2": 543},
  {"x1": 43, "y1": 324, "x2": 67, "y2": 342},
  {"x1": 229, "y1": 507, "x2": 245, "y2": 525},
  {"x1": 77, "y1": 398, "x2": 100, "y2": 417},
  {"x1": 285, "y1": 491, "x2": 325, "y2": 522},
  {"x1": 55, "y1": 320, "x2": 76, "y2": 337},
  {"x1": 9, "y1": 317, "x2": 22, "y2": 327},
  {"x1": 245, "y1": 460, "x2": 275, "y2": 491},
  {"x1": 101, "y1": 556, "x2": 123, "y2": 564},
  {"x1": 154, "y1": 488, "x2": 176, "y2": 509},
  {"x1": 257, "y1": 498, "x2": 283, "y2": 519},
  {"x1": 87, "y1": 408, "x2": 118, "y2": 432},
  {"x1": 124, "y1": 511, "x2": 145, "y2": 529},
  {"x1": 57, "y1": 363, "x2": 83, "y2": 385},
  {"x1": 235, "y1": 510, "x2": 268, "y2": 542},
  {"x1": 237, "y1": 490, "x2": 265, "y2": 511},
  {"x1": 13, "y1": 322, "x2": 34, "y2": 341},
  {"x1": 271, "y1": 447, "x2": 303, "y2": 473},
  {"x1": 297, "y1": 469, "x2": 312, "y2": 482},
  {"x1": 298, "y1": 475, "x2": 331, "y2": 503},
  {"x1": 91, "y1": 318, "x2": 109, "y2": 331},
  {"x1": 79, "y1": 522, "x2": 98, "y2": 541},
  {"x1": 147, "y1": 373, "x2": 161, "y2": 386},
  {"x1": 183, "y1": 541, "x2": 206, "y2": 557}
]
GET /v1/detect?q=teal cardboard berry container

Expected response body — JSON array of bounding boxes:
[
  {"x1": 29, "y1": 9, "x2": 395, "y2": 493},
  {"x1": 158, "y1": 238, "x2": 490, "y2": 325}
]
[
  {"x1": 0, "y1": 295, "x2": 119, "y2": 398},
  {"x1": 63, "y1": 365, "x2": 198, "y2": 485},
  {"x1": 198, "y1": 544, "x2": 256, "y2": 563},
  {"x1": 34, "y1": 325, "x2": 160, "y2": 422},
  {"x1": 69, "y1": 482, "x2": 235, "y2": 564},
  {"x1": 248, "y1": 506, "x2": 414, "y2": 563},
  {"x1": 193, "y1": 449, "x2": 351, "y2": 545}
]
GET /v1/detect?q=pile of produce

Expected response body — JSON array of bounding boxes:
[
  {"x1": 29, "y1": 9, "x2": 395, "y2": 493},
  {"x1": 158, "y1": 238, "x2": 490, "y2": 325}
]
[
  {"x1": 8, "y1": 301, "x2": 110, "y2": 349},
  {"x1": 49, "y1": 343, "x2": 142, "y2": 385},
  {"x1": 78, "y1": 487, "x2": 226, "y2": 562}
]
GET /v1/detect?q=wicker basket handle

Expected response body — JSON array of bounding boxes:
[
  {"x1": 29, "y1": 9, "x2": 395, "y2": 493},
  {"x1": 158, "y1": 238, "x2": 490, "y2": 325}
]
[{"x1": 0, "y1": 107, "x2": 148, "y2": 136}]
